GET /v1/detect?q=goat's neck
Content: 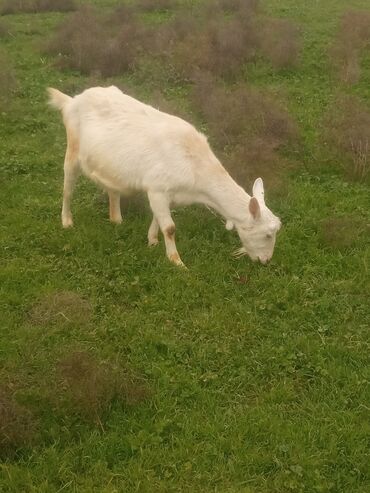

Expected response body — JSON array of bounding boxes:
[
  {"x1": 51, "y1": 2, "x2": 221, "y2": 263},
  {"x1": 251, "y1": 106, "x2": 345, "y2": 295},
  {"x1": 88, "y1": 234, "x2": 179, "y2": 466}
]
[{"x1": 201, "y1": 170, "x2": 251, "y2": 224}]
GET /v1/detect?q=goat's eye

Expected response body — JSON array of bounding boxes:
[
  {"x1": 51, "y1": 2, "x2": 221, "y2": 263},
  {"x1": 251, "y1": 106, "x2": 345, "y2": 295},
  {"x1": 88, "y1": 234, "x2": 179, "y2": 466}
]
[{"x1": 266, "y1": 233, "x2": 272, "y2": 239}]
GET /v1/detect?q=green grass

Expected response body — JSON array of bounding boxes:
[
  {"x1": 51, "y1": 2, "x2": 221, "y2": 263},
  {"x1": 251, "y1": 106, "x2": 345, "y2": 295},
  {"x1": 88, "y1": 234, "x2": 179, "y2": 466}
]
[{"x1": 1, "y1": 1, "x2": 369, "y2": 492}]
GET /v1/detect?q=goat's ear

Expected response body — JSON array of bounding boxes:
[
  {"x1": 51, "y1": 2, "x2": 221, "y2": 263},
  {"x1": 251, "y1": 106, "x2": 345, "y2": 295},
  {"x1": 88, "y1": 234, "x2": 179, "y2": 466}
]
[
  {"x1": 249, "y1": 197, "x2": 261, "y2": 219},
  {"x1": 252, "y1": 177, "x2": 265, "y2": 203},
  {"x1": 225, "y1": 220, "x2": 234, "y2": 231}
]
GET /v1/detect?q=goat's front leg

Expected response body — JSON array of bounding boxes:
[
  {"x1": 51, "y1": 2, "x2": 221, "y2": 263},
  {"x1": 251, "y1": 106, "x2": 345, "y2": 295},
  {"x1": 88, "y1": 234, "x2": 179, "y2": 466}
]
[
  {"x1": 147, "y1": 192, "x2": 185, "y2": 267},
  {"x1": 108, "y1": 190, "x2": 122, "y2": 224},
  {"x1": 148, "y1": 216, "x2": 159, "y2": 246}
]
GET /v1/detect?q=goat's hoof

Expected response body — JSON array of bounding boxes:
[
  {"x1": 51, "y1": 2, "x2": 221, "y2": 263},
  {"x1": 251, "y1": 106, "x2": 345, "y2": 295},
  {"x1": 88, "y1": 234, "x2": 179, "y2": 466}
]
[
  {"x1": 148, "y1": 238, "x2": 159, "y2": 247},
  {"x1": 62, "y1": 218, "x2": 73, "y2": 228},
  {"x1": 169, "y1": 253, "x2": 187, "y2": 269},
  {"x1": 110, "y1": 217, "x2": 123, "y2": 225}
]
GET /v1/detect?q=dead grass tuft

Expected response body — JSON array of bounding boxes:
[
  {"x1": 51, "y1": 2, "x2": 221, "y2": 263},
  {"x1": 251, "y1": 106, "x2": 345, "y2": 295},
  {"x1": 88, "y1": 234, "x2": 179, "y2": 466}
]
[
  {"x1": 319, "y1": 216, "x2": 368, "y2": 250},
  {"x1": 216, "y1": 0, "x2": 259, "y2": 14},
  {"x1": 146, "y1": 12, "x2": 198, "y2": 63},
  {"x1": 45, "y1": 1, "x2": 300, "y2": 80},
  {"x1": 0, "y1": 385, "x2": 37, "y2": 458},
  {"x1": 0, "y1": 0, "x2": 76, "y2": 15},
  {"x1": 224, "y1": 141, "x2": 292, "y2": 192},
  {"x1": 324, "y1": 95, "x2": 370, "y2": 182},
  {"x1": 192, "y1": 73, "x2": 298, "y2": 147},
  {"x1": 0, "y1": 19, "x2": 10, "y2": 36},
  {"x1": 29, "y1": 291, "x2": 92, "y2": 326},
  {"x1": 45, "y1": 7, "x2": 105, "y2": 74},
  {"x1": 46, "y1": 6, "x2": 143, "y2": 76},
  {"x1": 154, "y1": 1, "x2": 299, "y2": 79},
  {"x1": 138, "y1": 0, "x2": 260, "y2": 80},
  {"x1": 260, "y1": 18, "x2": 301, "y2": 69},
  {"x1": 192, "y1": 73, "x2": 298, "y2": 190},
  {"x1": 172, "y1": 14, "x2": 259, "y2": 79},
  {"x1": 0, "y1": 51, "x2": 16, "y2": 109},
  {"x1": 206, "y1": 17, "x2": 259, "y2": 76},
  {"x1": 331, "y1": 10, "x2": 370, "y2": 84},
  {"x1": 137, "y1": 0, "x2": 175, "y2": 12},
  {"x1": 57, "y1": 351, "x2": 150, "y2": 425}
]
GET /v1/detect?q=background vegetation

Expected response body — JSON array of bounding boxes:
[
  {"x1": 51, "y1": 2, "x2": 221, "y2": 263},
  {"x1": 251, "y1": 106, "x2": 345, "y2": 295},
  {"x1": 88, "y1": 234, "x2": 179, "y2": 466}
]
[{"x1": 0, "y1": 0, "x2": 369, "y2": 491}]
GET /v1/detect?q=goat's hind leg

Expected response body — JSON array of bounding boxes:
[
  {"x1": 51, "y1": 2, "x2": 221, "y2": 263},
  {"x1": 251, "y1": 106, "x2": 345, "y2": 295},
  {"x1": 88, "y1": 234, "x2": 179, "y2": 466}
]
[
  {"x1": 62, "y1": 130, "x2": 79, "y2": 228},
  {"x1": 108, "y1": 190, "x2": 122, "y2": 224}
]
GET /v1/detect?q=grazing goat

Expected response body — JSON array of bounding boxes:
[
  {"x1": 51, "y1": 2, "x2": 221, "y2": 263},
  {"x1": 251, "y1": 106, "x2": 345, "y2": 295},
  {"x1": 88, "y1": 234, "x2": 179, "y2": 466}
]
[{"x1": 48, "y1": 86, "x2": 281, "y2": 267}]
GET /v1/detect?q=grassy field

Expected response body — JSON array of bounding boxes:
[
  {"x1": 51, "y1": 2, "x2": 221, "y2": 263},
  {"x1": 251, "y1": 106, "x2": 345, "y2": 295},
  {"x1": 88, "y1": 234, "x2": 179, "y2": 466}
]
[{"x1": 1, "y1": 1, "x2": 369, "y2": 492}]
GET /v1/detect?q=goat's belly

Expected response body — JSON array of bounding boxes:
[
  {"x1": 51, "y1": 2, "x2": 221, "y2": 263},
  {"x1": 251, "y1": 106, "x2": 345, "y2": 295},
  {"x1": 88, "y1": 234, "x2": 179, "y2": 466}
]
[
  {"x1": 171, "y1": 191, "x2": 204, "y2": 206},
  {"x1": 89, "y1": 170, "x2": 121, "y2": 191},
  {"x1": 80, "y1": 159, "x2": 132, "y2": 193}
]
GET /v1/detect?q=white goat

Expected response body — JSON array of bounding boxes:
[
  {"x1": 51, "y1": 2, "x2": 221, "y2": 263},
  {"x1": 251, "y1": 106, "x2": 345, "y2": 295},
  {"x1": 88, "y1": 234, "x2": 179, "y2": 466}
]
[{"x1": 48, "y1": 85, "x2": 281, "y2": 267}]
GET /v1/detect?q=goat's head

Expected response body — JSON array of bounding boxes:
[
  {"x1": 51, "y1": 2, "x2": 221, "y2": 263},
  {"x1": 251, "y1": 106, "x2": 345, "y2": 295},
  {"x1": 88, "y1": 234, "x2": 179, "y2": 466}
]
[{"x1": 231, "y1": 178, "x2": 281, "y2": 264}]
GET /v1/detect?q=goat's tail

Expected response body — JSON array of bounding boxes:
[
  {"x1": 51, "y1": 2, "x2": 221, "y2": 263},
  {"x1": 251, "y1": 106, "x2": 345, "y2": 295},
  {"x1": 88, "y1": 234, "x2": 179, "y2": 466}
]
[{"x1": 47, "y1": 87, "x2": 72, "y2": 112}]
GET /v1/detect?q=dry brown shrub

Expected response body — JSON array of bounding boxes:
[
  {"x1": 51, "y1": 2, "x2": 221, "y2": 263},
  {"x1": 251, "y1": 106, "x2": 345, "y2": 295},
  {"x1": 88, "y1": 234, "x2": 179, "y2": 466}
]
[
  {"x1": 192, "y1": 73, "x2": 298, "y2": 190},
  {"x1": 108, "y1": 3, "x2": 134, "y2": 22},
  {"x1": 137, "y1": 0, "x2": 175, "y2": 12},
  {"x1": 260, "y1": 18, "x2": 301, "y2": 69},
  {"x1": 155, "y1": 1, "x2": 299, "y2": 79},
  {"x1": 0, "y1": 0, "x2": 76, "y2": 15},
  {"x1": 191, "y1": 72, "x2": 249, "y2": 145},
  {"x1": 331, "y1": 10, "x2": 370, "y2": 84},
  {"x1": 0, "y1": 386, "x2": 37, "y2": 458},
  {"x1": 192, "y1": 73, "x2": 298, "y2": 147},
  {"x1": 0, "y1": 19, "x2": 10, "y2": 36},
  {"x1": 205, "y1": 17, "x2": 259, "y2": 75},
  {"x1": 29, "y1": 291, "x2": 92, "y2": 326},
  {"x1": 57, "y1": 351, "x2": 150, "y2": 425},
  {"x1": 215, "y1": 0, "x2": 259, "y2": 14},
  {"x1": 46, "y1": 6, "x2": 143, "y2": 76},
  {"x1": 324, "y1": 95, "x2": 370, "y2": 182},
  {"x1": 146, "y1": 12, "x2": 198, "y2": 63},
  {"x1": 224, "y1": 140, "x2": 292, "y2": 192},
  {"x1": 319, "y1": 216, "x2": 368, "y2": 250},
  {"x1": 99, "y1": 24, "x2": 143, "y2": 77},
  {"x1": 45, "y1": 7, "x2": 106, "y2": 74},
  {"x1": 144, "y1": 0, "x2": 260, "y2": 80},
  {"x1": 45, "y1": 0, "x2": 299, "y2": 80},
  {"x1": 0, "y1": 51, "x2": 16, "y2": 109},
  {"x1": 172, "y1": 14, "x2": 259, "y2": 79}
]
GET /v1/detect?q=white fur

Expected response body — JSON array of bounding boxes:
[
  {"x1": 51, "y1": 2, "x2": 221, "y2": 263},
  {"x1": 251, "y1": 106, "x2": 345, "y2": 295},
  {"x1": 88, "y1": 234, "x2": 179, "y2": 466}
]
[{"x1": 48, "y1": 85, "x2": 281, "y2": 266}]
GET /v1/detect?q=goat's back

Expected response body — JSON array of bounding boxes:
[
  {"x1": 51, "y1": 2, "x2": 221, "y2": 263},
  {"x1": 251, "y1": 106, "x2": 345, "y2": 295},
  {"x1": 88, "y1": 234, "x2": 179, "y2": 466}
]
[{"x1": 58, "y1": 86, "x2": 223, "y2": 193}]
